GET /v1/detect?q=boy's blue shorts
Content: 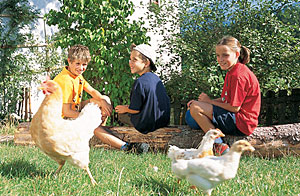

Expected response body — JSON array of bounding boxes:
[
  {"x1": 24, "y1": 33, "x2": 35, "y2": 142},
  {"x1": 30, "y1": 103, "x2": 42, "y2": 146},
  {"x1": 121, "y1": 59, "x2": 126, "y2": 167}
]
[
  {"x1": 185, "y1": 106, "x2": 245, "y2": 136},
  {"x1": 185, "y1": 109, "x2": 201, "y2": 129}
]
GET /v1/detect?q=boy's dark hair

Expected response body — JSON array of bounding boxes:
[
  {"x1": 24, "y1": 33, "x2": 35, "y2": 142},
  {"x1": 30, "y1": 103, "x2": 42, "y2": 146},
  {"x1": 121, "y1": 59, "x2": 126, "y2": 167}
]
[{"x1": 217, "y1": 36, "x2": 250, "y2": 64}]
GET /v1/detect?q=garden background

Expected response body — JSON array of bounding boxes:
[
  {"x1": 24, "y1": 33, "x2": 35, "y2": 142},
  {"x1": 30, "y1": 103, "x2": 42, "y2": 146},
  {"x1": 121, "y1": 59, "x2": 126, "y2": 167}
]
[
  {"x1": 0, "y1": 1, "x2": 300, "y2": 195},
  {"x1": 0, "y1": 0, "x2": 299, "y2": 124}
]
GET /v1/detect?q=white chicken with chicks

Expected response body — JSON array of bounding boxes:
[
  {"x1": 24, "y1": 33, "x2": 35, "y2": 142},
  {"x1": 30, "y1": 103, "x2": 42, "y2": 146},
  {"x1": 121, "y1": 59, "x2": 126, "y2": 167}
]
[
  {"x1": 29, "y1": 79, "x2": 102, "y2": 185},
  {"x1": 168, "y1": 129, "x2": 225, "y2": 160},
  {"x1": 168, "y1": 140, "x2": 255, "y2": 195}
]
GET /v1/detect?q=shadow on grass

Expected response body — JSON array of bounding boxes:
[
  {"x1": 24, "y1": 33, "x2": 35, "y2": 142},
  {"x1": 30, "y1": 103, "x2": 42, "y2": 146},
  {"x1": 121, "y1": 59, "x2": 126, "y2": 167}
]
[
  {"x1": 0, "y1": 159, "x2": 47, "y2": 179},
  {"x1": 135, "y1": 175, "x2": 187, "y2": 195}
]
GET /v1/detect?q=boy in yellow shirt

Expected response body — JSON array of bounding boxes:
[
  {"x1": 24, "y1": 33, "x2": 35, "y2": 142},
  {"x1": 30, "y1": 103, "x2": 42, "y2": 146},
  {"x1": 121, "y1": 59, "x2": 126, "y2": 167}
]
[{"x1": 54, "y1": 44, "x2": 112, "y2": 123}]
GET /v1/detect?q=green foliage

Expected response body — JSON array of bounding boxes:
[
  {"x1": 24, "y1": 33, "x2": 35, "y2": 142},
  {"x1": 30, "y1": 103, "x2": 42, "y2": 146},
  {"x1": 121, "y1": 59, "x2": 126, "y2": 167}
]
[
  {"x1": 0, "y1": 0, "x2": 39, "y2": 119},
  {"x1": 46, "y1": 0, "x2": 150, "y2": 125},
  {"x1": 0, "y1": 118, "x2": 18, "y2": 135},
  {"x1": 27, "y1": 38, "x2": 67, "y2": 78},
  {"x1": 164, "y1": 68, "x2": 218, "y2": 104},
  {"x1": 146, "y1": 0, "x2": 300, "y2": 101}
]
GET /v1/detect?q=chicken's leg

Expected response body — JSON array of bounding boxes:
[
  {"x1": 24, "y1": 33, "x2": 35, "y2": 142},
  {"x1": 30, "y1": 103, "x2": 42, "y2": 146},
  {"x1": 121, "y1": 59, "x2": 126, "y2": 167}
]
[
  {"x1": 85, "y1": 167, "x2": 97, "y2": 185},
  {"x1": 54, "y1": 162, "x2": 65, "y2": 177}
]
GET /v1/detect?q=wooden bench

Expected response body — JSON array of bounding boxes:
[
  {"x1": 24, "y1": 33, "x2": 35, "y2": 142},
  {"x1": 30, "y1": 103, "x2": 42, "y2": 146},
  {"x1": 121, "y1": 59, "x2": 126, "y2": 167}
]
[{"x1": 15, "y1": 122, "x2": 300, "y2": 158}]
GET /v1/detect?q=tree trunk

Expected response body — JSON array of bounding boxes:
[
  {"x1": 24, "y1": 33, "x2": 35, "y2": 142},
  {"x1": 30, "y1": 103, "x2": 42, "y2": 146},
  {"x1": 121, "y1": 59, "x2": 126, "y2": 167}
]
[{"x1": 15, "y1": 122, "x2": 300, "y2": 158}]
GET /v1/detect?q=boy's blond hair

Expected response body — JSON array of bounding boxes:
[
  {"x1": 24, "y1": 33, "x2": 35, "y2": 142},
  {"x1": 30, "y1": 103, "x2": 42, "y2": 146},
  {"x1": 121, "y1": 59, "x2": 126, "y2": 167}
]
[{"x1": 68, "y1": 44, "x2": 91, "y2": 63}]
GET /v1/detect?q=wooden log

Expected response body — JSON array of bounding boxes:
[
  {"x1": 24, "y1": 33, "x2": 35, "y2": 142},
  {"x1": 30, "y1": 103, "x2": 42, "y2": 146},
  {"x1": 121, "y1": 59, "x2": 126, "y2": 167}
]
[
  {"x1": 14, "y1": 122, "x2": 35, "y2": 146},
  {"x1": 0, "y1": 135, "x2": 14, "y2": 143},
  {"x1": 14, "y1": 122, "x2": 300, "y2": 157},
  {"x1": 223, "y1": 124, "x2": 300, "y2": 158}
]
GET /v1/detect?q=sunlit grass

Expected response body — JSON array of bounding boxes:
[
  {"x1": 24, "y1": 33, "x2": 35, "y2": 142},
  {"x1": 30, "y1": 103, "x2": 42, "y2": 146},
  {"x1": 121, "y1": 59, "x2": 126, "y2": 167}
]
[
  {"x1": 0, "y1": 119, "x2": 18, "y2": 135},
  {"x1": 0, "y1": 142, "x2": 299, "y2": 196}
]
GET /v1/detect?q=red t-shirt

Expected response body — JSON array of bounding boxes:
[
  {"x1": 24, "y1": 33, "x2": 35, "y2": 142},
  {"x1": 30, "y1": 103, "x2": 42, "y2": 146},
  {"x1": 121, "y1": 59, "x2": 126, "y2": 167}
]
[{"x1": 221, "y1": 63, "x2": 261, "y2": 135}]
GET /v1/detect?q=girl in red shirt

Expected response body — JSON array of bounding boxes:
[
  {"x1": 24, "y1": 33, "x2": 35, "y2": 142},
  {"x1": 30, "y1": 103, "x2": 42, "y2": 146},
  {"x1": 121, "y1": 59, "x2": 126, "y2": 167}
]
[{"x1": 186, "y1": 36, "x2": 261, "y2": 155}]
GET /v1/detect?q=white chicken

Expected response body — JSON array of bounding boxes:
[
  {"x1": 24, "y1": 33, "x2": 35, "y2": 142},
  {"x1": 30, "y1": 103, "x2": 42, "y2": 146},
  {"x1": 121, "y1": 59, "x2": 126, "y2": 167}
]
[
  {"x1": 168, "y1": 129, "x2": 225, "y2": 160},
  {"x1": 29, "y1": 79, "x2": 102, "y2": 185},
  {"x1": 169, "y1": 140, "x2": 255, "y2": 195}
]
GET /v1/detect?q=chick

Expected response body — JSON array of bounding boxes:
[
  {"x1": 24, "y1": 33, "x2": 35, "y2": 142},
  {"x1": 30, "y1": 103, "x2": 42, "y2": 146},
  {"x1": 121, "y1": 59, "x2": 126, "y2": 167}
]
[
  {"x1": 168, "y1": 129, "x2": 225, "y2": 160},
  {"x1": 170, "y1": 140, "x2": 255, "y2": 196}
]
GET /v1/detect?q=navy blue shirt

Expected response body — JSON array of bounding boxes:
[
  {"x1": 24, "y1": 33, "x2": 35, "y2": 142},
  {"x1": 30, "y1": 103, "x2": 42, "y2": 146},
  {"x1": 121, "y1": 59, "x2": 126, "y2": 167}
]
[{"x1": 129, "y1": 72, "x2": 170, "y2": 134}]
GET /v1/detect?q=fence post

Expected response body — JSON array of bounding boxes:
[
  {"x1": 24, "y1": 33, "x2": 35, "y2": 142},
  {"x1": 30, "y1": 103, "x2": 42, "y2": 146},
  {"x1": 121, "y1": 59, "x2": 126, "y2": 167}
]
[
  {"x1": 181, "y1": 103, "x2": 188, "y2": 125},
  {"x1": 278, "y1": 90, "x2": 287, "y2": 124},
  {"x1": 24, "y1": 87, "x2": 29, "y2": 120},
  {"x1": 266, "y1": 90, "x2": 275, "y2": 125},
  {"x1": 291, "y1": 89, "x2": 300, "y2": 123},
  {"x1": 28, "y1": 87, "x2": 32, "y2": 119},
  {"x1": 173, "y1": 99, "x2": 181, "y2": 125}
]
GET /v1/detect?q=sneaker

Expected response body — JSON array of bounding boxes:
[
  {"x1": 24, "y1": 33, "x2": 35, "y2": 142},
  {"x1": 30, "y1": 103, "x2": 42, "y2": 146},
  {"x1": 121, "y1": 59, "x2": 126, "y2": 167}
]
[
  {"x1": 213, "y1": 143, "x2": 230, "y2": 156},
  {"x1": 125, "y1": 142, "x2": 150, "y2": 154}
]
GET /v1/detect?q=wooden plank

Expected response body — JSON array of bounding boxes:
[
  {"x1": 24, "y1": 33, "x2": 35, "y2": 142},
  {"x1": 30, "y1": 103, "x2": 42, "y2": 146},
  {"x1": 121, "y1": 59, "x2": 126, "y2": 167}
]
[
  {"x1": 0, "y1": 135, "x2": 14, "y2": 143},
  {"x1": 14, "y1": 122, "x2": 35, "y2": 146}
]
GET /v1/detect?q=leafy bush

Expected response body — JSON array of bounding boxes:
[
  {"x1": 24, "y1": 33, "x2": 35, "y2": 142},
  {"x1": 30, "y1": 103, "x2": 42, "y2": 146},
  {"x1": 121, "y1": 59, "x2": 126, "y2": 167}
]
[
  {"x1": 46, "y1": 0, "x2": 150, "y2": 125},
  {"x1": 0, "y1": 0, "x2": 39, "y2": 120},
  {"x1": 146, "y1": 0, "x2": 300, "y2": 101}
]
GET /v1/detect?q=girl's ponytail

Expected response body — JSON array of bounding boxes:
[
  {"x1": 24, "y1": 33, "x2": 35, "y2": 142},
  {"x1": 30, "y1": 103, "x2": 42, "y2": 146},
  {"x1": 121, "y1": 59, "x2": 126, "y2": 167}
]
[
  {"x1": 239, "y1": 46, "x2": 250, "y2": 64},
  {"x1": 217, "y1": 36, "x2": 251, "y2": 64}
]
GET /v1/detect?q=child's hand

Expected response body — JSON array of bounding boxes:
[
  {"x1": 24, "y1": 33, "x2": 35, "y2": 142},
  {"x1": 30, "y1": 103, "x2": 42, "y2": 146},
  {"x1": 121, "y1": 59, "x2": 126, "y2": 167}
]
[
  {"x1": 198, "y1": 92, "x2": 211, "y2": 103},
  {"x1": 187, "y1": 100, "x2": 195, "y2": 108},
  {"x1": 115, "y1": 105, "x2": 129, "y2": 114},
  {"x1": 99, "y1": 99, "x2": 113, "y2": 116}
]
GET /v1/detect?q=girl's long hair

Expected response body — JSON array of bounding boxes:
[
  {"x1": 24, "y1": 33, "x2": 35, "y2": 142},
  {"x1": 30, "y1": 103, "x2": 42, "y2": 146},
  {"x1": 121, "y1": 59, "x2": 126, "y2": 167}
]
[{"x1": 217, "y1": 36, "x2": 250, "y2": 64}]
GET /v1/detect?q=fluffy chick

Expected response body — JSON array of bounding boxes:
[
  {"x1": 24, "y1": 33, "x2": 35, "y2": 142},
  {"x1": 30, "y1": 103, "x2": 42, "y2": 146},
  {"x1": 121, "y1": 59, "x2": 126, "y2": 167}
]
[
  {"x1": 171, "y1": 140, "x2": 254, "y2": 196},
  {"x1": 30, "y1": 79, "x2": 102, "y2": 185},
  {"x1": 168, "y1": 129, "x2": 225, "y2": 160}
]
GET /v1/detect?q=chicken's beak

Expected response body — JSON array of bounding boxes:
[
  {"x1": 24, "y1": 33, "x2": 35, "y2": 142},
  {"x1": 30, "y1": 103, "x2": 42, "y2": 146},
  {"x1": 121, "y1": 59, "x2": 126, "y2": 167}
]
[
  {"x1": 216, "y1": 128, "x2": 225, "y2": 137},
  {"x1": 219, "y1": 132, "x2": 225, "y2": 137},
  {"x1": 38, "y1": 85, "x2": 49, "y2": 95},
  {"x1": 248, "y1": 146, "x2": 255, "y2": 152}
]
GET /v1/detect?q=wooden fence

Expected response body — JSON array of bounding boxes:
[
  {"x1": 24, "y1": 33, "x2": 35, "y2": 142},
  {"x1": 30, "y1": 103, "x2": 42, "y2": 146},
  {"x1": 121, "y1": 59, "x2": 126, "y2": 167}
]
[
  {"x1": 169, "y1": 88, "x2": 300, "y2": 126},
  {"x1": 13, "y1": 87, "x2": 32, "y2": 121},
  {"x1": 259, "y1": 89, "x2": 300, "y2": 125}
]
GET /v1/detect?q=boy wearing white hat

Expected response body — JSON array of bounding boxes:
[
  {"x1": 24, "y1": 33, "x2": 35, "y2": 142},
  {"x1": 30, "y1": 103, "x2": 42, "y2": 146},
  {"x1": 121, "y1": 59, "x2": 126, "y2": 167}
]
[
  {"x1": 94, "y1": 44, "x2": 170, "y2": 153},
  {"x1": 115, "y1": 43, "x2": 170, "y2": 133}
]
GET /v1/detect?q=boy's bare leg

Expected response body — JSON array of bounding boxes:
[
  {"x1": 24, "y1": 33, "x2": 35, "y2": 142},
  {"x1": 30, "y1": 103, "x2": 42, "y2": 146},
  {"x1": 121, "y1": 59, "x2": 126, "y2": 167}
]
[
  {"x1": 189, "y1": 101, "x2": 215, "y2": 133},
  {"x1": 94, "y1": 126, "x2": 126, "y2": 149},
  {"x1": 101, "y1": 115, "x2": 108, "y2": 126}
]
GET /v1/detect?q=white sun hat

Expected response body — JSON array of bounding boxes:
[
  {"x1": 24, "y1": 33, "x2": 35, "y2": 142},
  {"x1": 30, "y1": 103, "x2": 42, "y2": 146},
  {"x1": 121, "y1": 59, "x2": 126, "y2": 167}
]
[{"x1": 133, "y1": 44, "x2": 157, "y2": 71}]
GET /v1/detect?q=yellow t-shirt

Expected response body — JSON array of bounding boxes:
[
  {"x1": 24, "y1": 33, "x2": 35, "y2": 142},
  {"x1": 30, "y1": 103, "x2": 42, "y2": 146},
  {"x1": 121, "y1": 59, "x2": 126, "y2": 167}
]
[{"x1": 54, "y1": 67, "x2": 90, "y2": 113}]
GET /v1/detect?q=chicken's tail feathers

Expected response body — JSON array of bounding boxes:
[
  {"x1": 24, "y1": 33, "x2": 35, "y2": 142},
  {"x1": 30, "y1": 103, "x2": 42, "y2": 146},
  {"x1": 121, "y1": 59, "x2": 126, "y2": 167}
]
[
  {"x1": 77, "y1": 103, "x2": 102, "y2": 132},
  {"x1": 167, "y1": 145, "x2": 180, "y2": 160}
]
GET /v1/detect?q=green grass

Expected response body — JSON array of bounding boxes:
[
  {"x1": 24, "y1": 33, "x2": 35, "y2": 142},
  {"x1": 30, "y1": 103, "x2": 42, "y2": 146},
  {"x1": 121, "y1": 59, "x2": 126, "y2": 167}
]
[
  {"x1": 0, "y1": 142, "x2": 299, "y2": 196},
  {"x1": 0, "y1": 120, "x2": 18, "y2": 135}
]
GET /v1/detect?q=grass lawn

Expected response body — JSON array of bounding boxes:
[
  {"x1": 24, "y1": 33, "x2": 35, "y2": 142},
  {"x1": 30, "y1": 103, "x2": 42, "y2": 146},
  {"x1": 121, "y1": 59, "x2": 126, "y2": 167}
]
[{"x1": 0, "y1": 141, "x2": 299, "y2": 196}]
